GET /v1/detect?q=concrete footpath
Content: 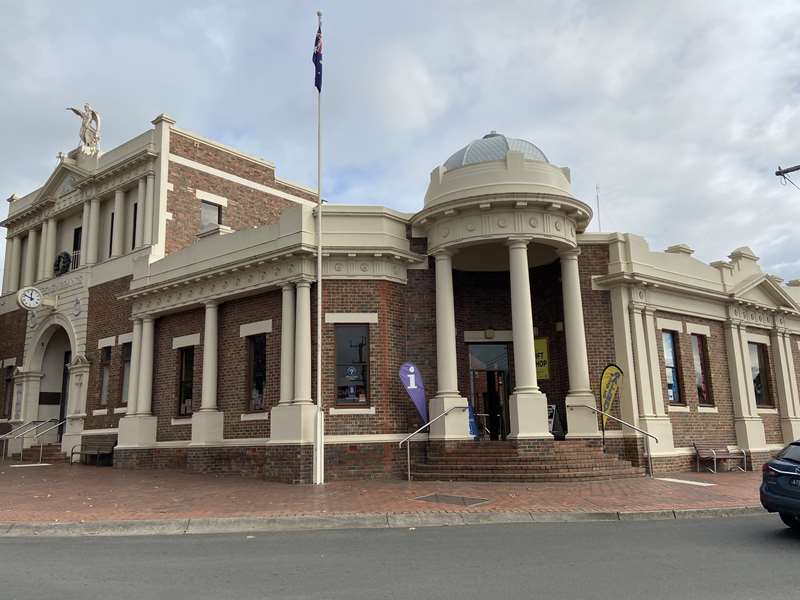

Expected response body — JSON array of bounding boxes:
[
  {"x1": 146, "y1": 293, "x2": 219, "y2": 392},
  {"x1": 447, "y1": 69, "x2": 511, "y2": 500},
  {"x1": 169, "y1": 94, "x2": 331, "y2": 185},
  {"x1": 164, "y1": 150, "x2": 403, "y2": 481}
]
[{"x1": 0, "y1": 464, "x2": 765, "y2": 537}]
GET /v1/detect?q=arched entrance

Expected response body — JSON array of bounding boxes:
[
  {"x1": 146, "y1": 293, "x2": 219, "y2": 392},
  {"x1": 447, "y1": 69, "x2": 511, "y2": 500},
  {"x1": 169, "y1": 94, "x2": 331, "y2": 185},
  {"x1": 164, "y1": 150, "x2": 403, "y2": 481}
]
[{"x1": 36, "y1": 327, "x2": 71, "y2": 442}]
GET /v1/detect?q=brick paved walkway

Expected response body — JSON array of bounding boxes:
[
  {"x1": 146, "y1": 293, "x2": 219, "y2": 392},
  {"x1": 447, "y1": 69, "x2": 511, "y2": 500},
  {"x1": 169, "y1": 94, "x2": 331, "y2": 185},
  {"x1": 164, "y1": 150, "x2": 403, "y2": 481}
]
[{"x1": 0, "y1": 464, "x2": 761, "y2": 524}]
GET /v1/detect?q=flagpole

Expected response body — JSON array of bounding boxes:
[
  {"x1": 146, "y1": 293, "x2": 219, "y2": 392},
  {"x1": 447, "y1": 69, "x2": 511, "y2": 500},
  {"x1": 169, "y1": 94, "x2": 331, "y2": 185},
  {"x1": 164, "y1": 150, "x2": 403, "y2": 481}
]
[{"x1": 314, "y1": 9, "x2": 325, "y2": 485}]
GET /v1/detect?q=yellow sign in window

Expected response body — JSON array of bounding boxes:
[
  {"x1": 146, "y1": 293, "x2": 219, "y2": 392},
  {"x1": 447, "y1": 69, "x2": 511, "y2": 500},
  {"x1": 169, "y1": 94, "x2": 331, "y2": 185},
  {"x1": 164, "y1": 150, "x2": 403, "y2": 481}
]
[{"x1": 535, "y1": 338, "x2": 549, "y2": 380}]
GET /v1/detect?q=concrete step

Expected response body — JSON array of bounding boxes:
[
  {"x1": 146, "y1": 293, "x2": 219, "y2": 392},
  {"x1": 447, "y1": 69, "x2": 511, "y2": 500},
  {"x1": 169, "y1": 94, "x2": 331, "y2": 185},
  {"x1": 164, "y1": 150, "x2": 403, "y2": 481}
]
[{"x1": 411, "y1": 469, "x2": 646, "y2": 482}]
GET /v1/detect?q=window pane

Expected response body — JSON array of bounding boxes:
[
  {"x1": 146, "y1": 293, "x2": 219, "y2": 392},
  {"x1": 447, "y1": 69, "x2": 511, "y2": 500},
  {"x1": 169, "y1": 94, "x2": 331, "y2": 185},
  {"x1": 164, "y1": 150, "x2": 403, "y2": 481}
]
[
  {"x1": 100, "y1": 366, "x2": 110, "y2": 406},
  {"x1": 691, "y1": 335, "x2": 711, "y2": 405},
  {"x1": 3, "y1": 367, "x2": 14, "y2": 419},
  {"x1": 662, "y1": 331, "x2": 676, "y2": 368},
  {"x1": 178, "y1": 348, "x2": 194, "y2": 416},
  {"x1": 201, "y1": 201, "x2": 221, "y2": 230},
  {"x1": 248, "y1": 334, "x2": 267, "y2": 411},
  {"x1": 749, "y1": 342, "x2": 771, "y2": 407},
  {"x1": 121, "y1": 343, "x2": 132, "y2": 405},
  {"x1": 662, "y1": 330, "x2": 681, "y2": 404},
  {"x1": 335, "y1": 325, "x2": 369, "y2": 404}
]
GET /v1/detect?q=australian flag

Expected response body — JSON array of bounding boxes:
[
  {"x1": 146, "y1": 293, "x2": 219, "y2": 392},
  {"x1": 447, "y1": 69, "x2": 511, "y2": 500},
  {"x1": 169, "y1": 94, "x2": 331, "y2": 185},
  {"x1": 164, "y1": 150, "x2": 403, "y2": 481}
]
[{"x1": 313, "y1": 24, "x2": 323, "y2": 92}]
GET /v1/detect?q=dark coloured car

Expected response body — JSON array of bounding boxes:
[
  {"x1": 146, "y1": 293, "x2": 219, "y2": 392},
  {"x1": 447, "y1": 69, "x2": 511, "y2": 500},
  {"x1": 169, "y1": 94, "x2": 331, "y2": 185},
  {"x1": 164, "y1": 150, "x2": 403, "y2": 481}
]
[{"x1": 760, "y1": 441, "x2": 800, "y2": 530}]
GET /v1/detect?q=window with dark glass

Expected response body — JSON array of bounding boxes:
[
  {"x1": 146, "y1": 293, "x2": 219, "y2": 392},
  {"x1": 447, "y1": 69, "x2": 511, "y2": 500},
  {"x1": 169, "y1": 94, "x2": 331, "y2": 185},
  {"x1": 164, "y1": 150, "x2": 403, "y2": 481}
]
[
  {"x1": 661, "y1": 330, "x2": 682, "y2": 404},
  {"x1": 99, "y1": 346, "x2": 112, "y2": 406},
  {"x1": 200, "y1": 201, "x2": 222, "y2": 231},
  {"x1": 247, "y1": 334, "x2": 267, "y2": 411},
  {"x1": 748, "y1": 342, "x2": 773, "y2": 408},
  {"x1": 131, "y1": 204, "x2": 138, "y2": 251},
  {"x1": 71, "y1": 226, "x2": 82, "y2": 270},
  {"x1": 121, "y1": 342, "x2": 132, "y2": 406},
  {"x1": 691, "y1": 334, "x2": 712, "y2": 406},
  {"x1": 3, "y1": 366, "x2": 14, "y2": 419},
  {"x1": 108, "y1": 213, "x2": 115, "y2": 257},
  {"x1": 335, "y1": 324, "x2": 369, "y2": 405},
  {"x1": 177, "y1": 347, "x2": 194, "y2": 417}
]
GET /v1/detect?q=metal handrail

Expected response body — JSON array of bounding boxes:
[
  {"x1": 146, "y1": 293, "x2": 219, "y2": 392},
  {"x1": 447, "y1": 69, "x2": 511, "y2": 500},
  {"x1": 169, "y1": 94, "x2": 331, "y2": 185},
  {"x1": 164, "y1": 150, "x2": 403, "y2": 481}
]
[
  {"x1": 10, "y1": 419, "x2": 56, "y2": 464},
  {"x1": 575, "y1": 405, "x2": 658, "y2": 477},
  {"x1": 1, "y1": 420, "x2": 43, "y2": 464},
  {"x1": 399, "y1": 406, "x2": 469, "y2": 481},
  {"x1": 32, "y1": 419, "x2": 66, "y2": 464}
]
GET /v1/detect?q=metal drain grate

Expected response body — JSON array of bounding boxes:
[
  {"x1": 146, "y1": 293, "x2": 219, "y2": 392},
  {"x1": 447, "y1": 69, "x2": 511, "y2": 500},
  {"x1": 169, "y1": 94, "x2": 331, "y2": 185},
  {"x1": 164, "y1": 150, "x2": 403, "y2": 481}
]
[{"x1": 414, "y1": 493, "x2": 489, "y2": 507}]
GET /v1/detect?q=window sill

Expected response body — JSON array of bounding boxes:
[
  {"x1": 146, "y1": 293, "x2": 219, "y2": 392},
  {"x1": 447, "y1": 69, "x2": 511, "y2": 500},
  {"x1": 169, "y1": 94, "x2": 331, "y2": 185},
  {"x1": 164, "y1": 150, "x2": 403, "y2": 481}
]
[
  {"x1": 329, "y1": 406, "x2": 375, "y2": 415},
  {"x1": 240, "y1": 412, "x2": 269, "y2": 422},
  {"x1": 171, "y1": 417, "x2": 193, "y2": 426},
  {"x1": 92, "y1": 408, "x2": 109, "y2": 416},
  {"x1": 667, "y1": 405, "x2": 689, "y2": 413},
  {"x1": 698, "y1": 406, "x2": 718, "y2": 413},
  {"x1": 757, "y1": 408, "x2": 778, "y2": 414},
  {"x1": 113, "y1": 407, "x2": 127, "y2": 414}
]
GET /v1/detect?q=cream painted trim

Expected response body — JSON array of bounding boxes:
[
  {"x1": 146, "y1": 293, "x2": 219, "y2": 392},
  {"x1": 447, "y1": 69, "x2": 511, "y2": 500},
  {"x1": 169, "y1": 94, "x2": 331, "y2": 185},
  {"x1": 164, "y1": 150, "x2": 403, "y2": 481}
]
[
  {"x1": 325, "y1": 312, "x2": 379, "y2": 324},
  {"x1": 324, "y1": 433, "x2": 427, "y2": 444},
  {"x1": 171, "y1": 417, "x2": 192, "y2": 426},
  {"x1": 97, "y1": 336, "x2": 116, "y2": 349},
  {"x1": 113, "y1": 407, "x2": 127, "y2": 414},
  {"x1": 748, "y1": 332, "x2": 771, "y2": 346},
  {"x1": 168, "y1": 153, "x2": 316, "y2": 207},
  {"x1": 1, "y1": 358, "x2": 16, "y2": 368},
  {"x1": 166, "y1": 182, "x2": 174, "y2": 192},
  {"x1": 117, "y1": 332, "x2": 133, "y2": 345},
  {"x1": 668, "y1": 405, "x2": 690, "y2": 413},
  {"x1": 166, "y1": 211, "x2": 173, "y2": 221},
  {"x1": 240, "y1": 412, "x2": 269, "y2": 421},
  {"x1": 656, "y1": 318, "x2": 684, "y2": 333},
  {"x1": 329, "y1": 406, "x2": 376, "y2": 416},
  {"x1": 239, "y1": 320, "x2": 273, "y2": 338},
  {"x1": 464, "y1": 330, "x2": 514, "y2": 343},
  {"x1": 81, "y1": 428, "x2": 118, "y2": 436},
  {"x1": 757, "y1": 408, "x2": 779, "y2": 414},
  {"x1": 698, "y1": 406, "x2": 718, "y2": 413},
  {"x1": 92, "y1": 408, "x2": 109, "y2": 416},
  {"x1": 196, "y1": 189, "x2": 228, "y2": 208},
  {"x1": 685, "y1": 323, "x2": 711, "y2": 337},
  {"x1": 172, "y1": 333, "x2": 200, "y2": 349},
  {"x1": 650, "y1": 447, "x2": 697, "y2": 458},
  {"x1": 766, "y1": 443, "x2": 787, "y2": 451}
]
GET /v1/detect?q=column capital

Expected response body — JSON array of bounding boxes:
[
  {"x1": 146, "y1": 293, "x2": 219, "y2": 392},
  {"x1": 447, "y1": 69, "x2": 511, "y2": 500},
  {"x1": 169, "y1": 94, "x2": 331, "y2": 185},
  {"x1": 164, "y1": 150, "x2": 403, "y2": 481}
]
[
  {"x1": 506, "y1": 237, "x2": 532, "y2": 249},
  {"x1": 281, "y1": 282, "x2": 295, "y2": 292},
  {"x1": 204, "y1": 300, "x2": 220, "y2": 309},
  {"x1": 142, "y1": 315, "x2": 155, "y2": 324},
  {"x1": 557, "y1": 247, "x2": 581, "y2": 260},
  {"x1": 295, "y1": 279, "x2": 312, "y2": 289},
  {"x1": 432, "y1": 248, "x2": 454, "y2": 260}
]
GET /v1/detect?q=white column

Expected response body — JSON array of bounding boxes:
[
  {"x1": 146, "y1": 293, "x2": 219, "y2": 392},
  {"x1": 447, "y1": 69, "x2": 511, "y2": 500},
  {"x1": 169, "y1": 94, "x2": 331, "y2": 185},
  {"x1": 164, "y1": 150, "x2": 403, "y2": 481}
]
[
  {"x1": 80, "y1": 201, "x2": 90, "y2": 262},
  {"x1": 127, "y1": 319, "x2": 142, "y2": 416},
  {"x1": 135, "y1": 178, "x2": 145, "y2": 249},
  {"x1": 45, "y1": 217, "x2": 57, "y2": 274},
  {"x1": 137, "y1": 317, "x2": 155, "y2": 415},
  {"x1": 506, "y1": 239, "x2": 551, "y2": 439},
  {"x1": 428, "y1": 250, "x2": 470, "y2": 440},
  {"x1": 111, "y1": 189, "x2": 125, "y2": 258},
  {"x1": 36, "y1": 222, "x2": 48, "y2": 281},
  {"x1": 143, "y1": 174, "x2": 154, "y2": 246},
  {"x1": 192, "y1": 302, "x2": 223, "y2": 444},
  {"x1": 772, "y1": 329, "x2": 800, "y2": 442},
  {"x1": 293, "y1": 281, "x2": 312, "y2": 403},
  {"x1": 2, "y1": 236, "x2": 12, "y2": 293},
  {"x1": 86, "y1": 197, "x2": 100, "y2": 265},
  {"x1": 22, "y1": 228, "x2": 37, "y2": 287},
  {"x1": 643, "y1": 308, "x2": 668, "y2": 418},
  {"x1": 8, "y1": 235, "x2": 21, "y2": 292},
  {"x1": 280, "y1": 284, "x2": 295, "y2": 404},
  {"x1": 560, "y1": 248, "x2": 600, "y2": 437},
  {"x1": 724, "y1": 321, "x2": 766, "y2": 452}
]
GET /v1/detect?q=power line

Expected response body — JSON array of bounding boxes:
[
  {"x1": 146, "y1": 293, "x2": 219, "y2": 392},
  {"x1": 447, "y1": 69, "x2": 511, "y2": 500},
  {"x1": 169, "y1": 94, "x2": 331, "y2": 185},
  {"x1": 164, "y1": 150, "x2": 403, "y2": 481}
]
[{"x1": 776, "y1": 164, "x2": 800, "y2": 192}]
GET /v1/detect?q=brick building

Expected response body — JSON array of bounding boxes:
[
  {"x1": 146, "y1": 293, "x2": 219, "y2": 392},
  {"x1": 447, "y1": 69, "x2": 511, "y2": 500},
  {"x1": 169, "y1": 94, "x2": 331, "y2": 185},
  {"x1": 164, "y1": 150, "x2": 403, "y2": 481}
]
[{"x1": 2, "y1": 120, "x2": 800, "y2": 482}]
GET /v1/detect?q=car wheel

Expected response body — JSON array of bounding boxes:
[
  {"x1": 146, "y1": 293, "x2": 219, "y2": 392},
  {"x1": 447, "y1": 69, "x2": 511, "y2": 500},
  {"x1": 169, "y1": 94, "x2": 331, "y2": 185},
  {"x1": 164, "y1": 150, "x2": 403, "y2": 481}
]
[{"x1": 779, "y1": 513, "x2": 800, "y2": 530}]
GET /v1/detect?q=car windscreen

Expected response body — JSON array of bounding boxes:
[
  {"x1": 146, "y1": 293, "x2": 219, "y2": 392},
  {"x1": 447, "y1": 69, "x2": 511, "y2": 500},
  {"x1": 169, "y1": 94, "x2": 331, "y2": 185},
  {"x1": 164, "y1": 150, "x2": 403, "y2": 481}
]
[{"x1": 778, "y1": 444, "x2": 800, "y2": 463}]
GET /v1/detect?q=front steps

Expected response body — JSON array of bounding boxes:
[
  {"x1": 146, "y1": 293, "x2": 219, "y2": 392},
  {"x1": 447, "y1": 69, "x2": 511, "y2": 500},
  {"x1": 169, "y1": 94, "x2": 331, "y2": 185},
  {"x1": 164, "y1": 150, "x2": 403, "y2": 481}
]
[
  {"x1": 11, "y1": 444, "x2": 66, "y2": 464},
  {"x1": 412, "y1": 440, "x2": 646, "y2": 482}
]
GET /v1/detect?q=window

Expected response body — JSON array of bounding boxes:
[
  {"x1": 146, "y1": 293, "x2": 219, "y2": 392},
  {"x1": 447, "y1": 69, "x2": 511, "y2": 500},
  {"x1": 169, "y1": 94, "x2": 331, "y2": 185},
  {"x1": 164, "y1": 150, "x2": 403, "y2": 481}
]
[
  {"x1": 335, "y1": 324, "x2": 369, "y2": 405},
  {"x1": 71, "y1": 226, "x2": 82, "y2": 270},
  {"x1": 177, "y1": 347, "x2": 194, "y2": 417},
  {"x1": 247, "y1": 334, "x2": 267, "y2": 411},
  {"x1": 121, "y1": 342, "x2": 132, "y2": 406},
  {"x1": 200, "y1": 201, "x2": 222, "y2": 231},
  {"x1": 691, "y1": 334, "x2": 712, "y2": 406},
  {"x1": 131, "y1": 204, "x2": 138, "y2": 251},
  {"x1": 108, "y1": 213, "x2": 115, "y2": 257},
  {"x1": 99, "y1": 346, "x2": 112, "y2": 406},
  {"x1": 748, "y1": 342, "x2": 773, "y2": 408},
  {"x1": 661, "y1": 330, "x2": 682, "y2": 404},
  {"x1": 3, "y1": 366, "x2": 14, "y2": 419}
]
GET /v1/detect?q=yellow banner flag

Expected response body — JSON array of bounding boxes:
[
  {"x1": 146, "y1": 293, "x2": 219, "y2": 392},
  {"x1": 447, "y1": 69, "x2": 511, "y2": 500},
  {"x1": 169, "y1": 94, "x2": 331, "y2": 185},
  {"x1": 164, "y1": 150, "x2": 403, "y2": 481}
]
[{"x1": 599, "y1": 364, "x2": 623, "y2": 426}]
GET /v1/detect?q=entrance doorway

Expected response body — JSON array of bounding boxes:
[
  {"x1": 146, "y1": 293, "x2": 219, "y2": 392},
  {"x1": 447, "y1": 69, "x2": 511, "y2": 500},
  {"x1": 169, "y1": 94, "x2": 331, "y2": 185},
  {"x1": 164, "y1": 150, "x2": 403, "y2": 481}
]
[
  {"x1": 468, "y1": 344, "x2": 510, "y2": 440},
  {"x1": 37, "y1": 327, "x2": 72, "y2": 444}
]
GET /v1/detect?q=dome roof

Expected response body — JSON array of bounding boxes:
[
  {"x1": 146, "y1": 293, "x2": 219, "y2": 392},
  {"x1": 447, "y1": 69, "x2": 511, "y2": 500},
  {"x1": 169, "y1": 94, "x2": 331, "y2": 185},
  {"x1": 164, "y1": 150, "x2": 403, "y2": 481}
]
[{"x1": 443, "y1": 132, "x2": 549, "y2": 171}]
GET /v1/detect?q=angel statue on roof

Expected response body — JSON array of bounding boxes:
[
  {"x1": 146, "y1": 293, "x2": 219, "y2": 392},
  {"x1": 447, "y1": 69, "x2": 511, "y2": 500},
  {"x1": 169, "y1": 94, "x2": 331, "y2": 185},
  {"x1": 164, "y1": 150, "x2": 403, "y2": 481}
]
[{"x1": 66, "y1": 103, "x2": 101, "y2": 156}]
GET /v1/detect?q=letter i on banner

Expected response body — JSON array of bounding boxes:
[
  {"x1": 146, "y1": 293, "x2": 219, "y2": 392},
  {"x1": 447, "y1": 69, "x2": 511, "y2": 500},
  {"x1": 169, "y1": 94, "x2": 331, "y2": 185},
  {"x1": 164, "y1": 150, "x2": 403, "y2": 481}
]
[{"x1": 399, "y1": 362, "x2": 428, "y2": 423}]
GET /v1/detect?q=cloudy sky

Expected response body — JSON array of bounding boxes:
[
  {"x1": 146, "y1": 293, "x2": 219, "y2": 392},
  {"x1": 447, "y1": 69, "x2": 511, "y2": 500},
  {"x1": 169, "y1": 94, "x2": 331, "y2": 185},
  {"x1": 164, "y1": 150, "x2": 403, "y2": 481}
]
[{"x1": 2, "y1": 1, "x2": 799, "y2": 279}]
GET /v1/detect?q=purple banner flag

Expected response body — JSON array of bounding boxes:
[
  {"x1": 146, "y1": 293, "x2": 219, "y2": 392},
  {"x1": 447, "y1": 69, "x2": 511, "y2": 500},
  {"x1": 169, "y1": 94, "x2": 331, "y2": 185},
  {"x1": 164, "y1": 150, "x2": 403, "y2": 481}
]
[{"x1": 399, "y1": 362, "x2": 428, "y2": 423}]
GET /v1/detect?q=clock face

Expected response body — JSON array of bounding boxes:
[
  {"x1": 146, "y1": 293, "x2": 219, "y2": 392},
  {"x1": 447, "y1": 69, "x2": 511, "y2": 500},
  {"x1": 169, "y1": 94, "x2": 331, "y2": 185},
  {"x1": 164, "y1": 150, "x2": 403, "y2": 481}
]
[{"x1": 17, "y1": 287, "x2": 43, "y2": 310}]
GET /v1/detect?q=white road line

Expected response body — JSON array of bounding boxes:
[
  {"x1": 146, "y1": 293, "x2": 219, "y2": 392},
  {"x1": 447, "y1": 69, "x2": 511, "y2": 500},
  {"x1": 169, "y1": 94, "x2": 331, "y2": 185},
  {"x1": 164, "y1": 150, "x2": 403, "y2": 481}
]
[{"x1": 656, "y1": 477, "x2": 715, "y2": 487}]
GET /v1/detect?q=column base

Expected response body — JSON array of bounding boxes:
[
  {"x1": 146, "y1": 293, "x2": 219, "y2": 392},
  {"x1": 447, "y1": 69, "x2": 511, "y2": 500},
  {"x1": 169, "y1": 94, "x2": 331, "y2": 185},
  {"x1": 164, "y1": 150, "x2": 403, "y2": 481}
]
[
  {"x1": 117, "y1": 415, "x2": 157, "y2": 448},
  {"x1": 508, "y1": 389, "x2": 552, "y2": 440},
  {"x1": 734, "y1": 416, "x2": 767, "y2": 451},
  {"x1": 428, "y1": 394, "x2": 472, "y2": 441},
  {"x1": 190, "y1": 410, "x2": 224, "y2": 445},
  {"x1": 269, "y1": 402, "x2": 317, "y2": 444},
  {"x1": 781, "y1": 417, "x2": 800, "y2": 443},
  {"x1": 60, "y1": 415, "x2": 86, "y2": 460},
  {"x1": 564, "y1": 391, "x2": 601, "y2": 438},
  {"x1": 638, "y1": 416, "x2": 676, "y2": 455}
]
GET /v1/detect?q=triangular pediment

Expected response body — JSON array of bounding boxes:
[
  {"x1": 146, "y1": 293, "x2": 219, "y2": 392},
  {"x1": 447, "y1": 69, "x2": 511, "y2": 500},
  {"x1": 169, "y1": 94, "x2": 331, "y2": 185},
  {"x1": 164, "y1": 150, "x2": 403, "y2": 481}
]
[
  {"x1": 731, "y1": 274, "x2": 800, "y2": 312},
  {"x1": 35, "y1": 161, "x2": 90, "y2": 205}
]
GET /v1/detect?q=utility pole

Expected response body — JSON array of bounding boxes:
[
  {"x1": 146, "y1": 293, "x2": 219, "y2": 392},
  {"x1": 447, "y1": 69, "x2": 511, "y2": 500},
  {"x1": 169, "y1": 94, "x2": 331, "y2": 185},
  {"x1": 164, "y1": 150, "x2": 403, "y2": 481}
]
[
  {"x1": 595, "y1": 184, "x2": 601, "y2": 232},
  {"x1": 776, "y1": 164, "x2": 800, "y2": 191}
]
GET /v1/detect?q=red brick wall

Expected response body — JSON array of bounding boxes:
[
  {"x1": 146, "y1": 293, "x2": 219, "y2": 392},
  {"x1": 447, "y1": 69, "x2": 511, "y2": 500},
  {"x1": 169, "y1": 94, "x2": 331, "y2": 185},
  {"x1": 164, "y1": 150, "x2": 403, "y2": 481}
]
[
  {"x1": 152, "y1": 308, "x2": 204, "y2": 441},
  {"x1": 654, "y1": 312, "x2": 737, "y2": 448},
  {"x1": 84, "y1": 276, "x2": 134, "y2": 432},
  {"x1": 0, "y1": 308, "x2": 27, "y2": 419},
  {"x1": 218, "y1": 291, "x2": 282, "y2": 439}
]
